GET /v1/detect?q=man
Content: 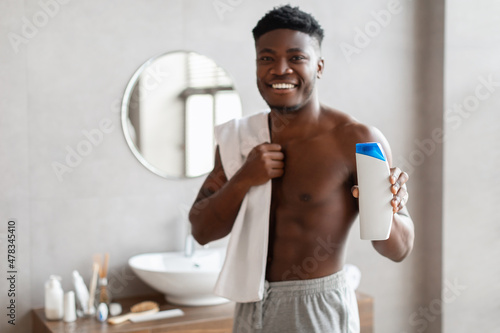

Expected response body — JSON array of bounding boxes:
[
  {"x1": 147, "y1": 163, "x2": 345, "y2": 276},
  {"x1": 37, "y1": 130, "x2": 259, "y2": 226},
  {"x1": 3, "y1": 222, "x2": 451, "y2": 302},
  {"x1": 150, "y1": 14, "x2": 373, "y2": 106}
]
[{"x1": 189, "y1": 5, "x2": 414, "y2": 333}]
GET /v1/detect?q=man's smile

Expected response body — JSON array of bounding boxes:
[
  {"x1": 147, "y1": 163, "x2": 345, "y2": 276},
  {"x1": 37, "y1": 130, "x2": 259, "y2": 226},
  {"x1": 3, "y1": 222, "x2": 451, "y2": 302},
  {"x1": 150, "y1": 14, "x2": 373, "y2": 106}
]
[
  {"x1": 267, "y1": 81, "x2": 299, "y2": 95},
  {"x1": 270, "y1": 82, "x2": 297, "y2": 89}
]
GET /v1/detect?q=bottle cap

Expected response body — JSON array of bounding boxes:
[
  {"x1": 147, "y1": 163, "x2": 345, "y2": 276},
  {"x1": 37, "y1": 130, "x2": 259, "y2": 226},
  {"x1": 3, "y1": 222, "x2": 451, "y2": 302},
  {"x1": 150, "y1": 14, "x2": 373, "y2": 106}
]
[
  {"x1": 46, "y1": 275, "x2": 62, "y2": 289},
  {"x1": 356, "y1": 142, "x2": 386, "y2": 161}
]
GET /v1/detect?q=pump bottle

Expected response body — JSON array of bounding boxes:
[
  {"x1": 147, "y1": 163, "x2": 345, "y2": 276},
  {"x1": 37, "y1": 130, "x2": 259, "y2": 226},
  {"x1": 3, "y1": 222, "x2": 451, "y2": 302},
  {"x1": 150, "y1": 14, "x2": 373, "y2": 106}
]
[{"x1": 44, "y1": 275, "x2": 64, "y2": 320}]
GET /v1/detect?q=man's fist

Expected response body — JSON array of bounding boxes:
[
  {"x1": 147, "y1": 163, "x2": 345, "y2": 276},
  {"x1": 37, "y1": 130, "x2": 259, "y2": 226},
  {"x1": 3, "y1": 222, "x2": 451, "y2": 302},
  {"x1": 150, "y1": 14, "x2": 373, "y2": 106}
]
[{"x1": 240, "y1": 143, "x2": 285, "y2": 186}]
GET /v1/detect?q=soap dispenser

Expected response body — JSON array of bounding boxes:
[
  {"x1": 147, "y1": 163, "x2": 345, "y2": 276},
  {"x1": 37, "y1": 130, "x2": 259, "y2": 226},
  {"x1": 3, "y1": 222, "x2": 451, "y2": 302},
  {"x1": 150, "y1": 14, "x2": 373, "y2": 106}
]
[{"x1": 44, "y1": 275, "x2": 64, "y2": 320}]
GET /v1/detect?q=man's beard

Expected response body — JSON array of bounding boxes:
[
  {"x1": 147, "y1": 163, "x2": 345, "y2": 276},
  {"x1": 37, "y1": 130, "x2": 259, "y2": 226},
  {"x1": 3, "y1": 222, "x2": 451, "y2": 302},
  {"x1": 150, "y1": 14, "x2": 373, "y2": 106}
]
[{"x1": 269, "y1": 103, "x2": 302, "y2": 113}]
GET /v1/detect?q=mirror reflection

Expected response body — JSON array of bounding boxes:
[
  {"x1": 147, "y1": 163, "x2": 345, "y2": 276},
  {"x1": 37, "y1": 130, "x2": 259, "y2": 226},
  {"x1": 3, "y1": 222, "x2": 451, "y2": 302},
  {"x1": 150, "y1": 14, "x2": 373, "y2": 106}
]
[{"x1": 121, "y1": 51, "x2": 242, "y2": 178}]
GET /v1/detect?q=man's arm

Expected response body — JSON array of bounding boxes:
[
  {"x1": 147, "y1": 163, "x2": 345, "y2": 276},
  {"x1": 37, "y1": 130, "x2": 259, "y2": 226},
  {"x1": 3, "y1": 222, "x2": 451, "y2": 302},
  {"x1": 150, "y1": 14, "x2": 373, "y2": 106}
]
[
  {"x1": 352, "y1": 172, "x2": 414, "y2": 262},
  {"x1": 372, "y1": 205, "x2": 414, "y2": 262},
  {"x1": 189, "y1": 143, "x2": 284, "y2": 245},
  {"x1": 374, "y1": 135, "x2": 415, "y2": 262}
]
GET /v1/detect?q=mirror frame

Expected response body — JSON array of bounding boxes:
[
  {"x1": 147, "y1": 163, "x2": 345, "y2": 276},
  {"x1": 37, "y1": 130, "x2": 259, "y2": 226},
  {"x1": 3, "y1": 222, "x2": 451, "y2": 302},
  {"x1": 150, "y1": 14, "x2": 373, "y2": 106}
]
[{"x1": 121, "y1": 50, "x2": 239, "y2": 179}]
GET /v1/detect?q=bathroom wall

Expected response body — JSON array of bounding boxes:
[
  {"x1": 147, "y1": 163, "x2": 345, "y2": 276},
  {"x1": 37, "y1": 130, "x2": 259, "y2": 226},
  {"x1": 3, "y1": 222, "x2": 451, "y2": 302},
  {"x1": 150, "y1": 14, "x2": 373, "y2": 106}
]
[
  {"x1": 0, "y1": 0, "x2": 447, "y2": 332},
  {"x1": 443, "y1": 0, "x2": 500, "y2": 331},
  {"x1": 1, "y1": 1, "x2": 32, "y2": 333}
]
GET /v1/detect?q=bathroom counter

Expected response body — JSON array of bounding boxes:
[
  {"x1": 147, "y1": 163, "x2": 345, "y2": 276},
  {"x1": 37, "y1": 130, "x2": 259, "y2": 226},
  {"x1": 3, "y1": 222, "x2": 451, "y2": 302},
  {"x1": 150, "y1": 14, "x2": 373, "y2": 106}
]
[{"x1": 33, "y1": 291, "x2": 373, "y2": 332}]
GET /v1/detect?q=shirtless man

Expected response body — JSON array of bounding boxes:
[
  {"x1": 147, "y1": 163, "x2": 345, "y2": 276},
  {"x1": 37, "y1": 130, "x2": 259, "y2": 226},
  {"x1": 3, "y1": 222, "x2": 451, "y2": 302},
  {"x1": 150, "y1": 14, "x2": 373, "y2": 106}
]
[{"x1": 189, "y1": 5, "x2": 414, "y2": 333}]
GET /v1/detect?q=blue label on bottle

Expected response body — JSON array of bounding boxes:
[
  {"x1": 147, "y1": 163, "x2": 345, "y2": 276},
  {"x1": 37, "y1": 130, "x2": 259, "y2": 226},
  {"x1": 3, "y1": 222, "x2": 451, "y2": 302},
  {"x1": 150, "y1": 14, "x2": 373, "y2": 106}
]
[{"x1": 356, "y1": 142, "x2": 387, "y2": 161}]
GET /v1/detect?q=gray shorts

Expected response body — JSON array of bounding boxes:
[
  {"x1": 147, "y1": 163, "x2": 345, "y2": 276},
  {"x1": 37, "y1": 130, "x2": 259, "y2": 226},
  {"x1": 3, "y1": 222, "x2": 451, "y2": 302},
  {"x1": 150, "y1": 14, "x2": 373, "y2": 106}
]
[{"x1": 232, "y1": 270, "x2": 360, "y2": 333}]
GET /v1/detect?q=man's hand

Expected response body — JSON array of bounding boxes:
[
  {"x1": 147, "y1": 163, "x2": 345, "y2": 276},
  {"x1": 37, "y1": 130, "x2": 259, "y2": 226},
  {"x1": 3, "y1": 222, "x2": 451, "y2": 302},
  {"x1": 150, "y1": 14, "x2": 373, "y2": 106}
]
[
  {"x1": 238, "y1": 143, "x2": 285, "y2": 186},
  {"x1": 190, "y1": 143, "x2": 284, "y2": 245},
  {"x1": 388, "y1": 167, "x2": 409, "y2": 213},
  {"x1": 351, "y1": 167, "x2": 410, "y2": 213}
]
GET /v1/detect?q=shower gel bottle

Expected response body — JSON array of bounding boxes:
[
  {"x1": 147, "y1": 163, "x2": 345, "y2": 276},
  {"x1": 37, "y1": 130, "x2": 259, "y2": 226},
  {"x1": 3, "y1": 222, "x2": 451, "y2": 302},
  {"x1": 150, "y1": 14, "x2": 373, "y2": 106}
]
[{"x1": 355, "y1": 142, "x2": 393, "y2": 240}]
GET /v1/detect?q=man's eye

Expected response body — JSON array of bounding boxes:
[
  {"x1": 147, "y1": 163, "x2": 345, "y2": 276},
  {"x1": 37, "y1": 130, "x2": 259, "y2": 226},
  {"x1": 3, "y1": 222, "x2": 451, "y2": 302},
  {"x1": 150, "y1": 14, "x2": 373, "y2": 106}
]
[
  {"x1": 259, "y1": 56, "x2": 272, "y2": 61},
  {"x1": 291, "y1": 56, "x2": 305, "y2": 61}
]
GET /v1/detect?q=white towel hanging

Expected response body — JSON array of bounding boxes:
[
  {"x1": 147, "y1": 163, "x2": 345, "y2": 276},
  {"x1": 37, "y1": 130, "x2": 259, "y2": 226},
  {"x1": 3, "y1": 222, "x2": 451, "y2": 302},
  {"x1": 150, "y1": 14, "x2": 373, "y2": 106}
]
[{"x1": 213, "y1": 110, "x2": 272, "y2": 302}]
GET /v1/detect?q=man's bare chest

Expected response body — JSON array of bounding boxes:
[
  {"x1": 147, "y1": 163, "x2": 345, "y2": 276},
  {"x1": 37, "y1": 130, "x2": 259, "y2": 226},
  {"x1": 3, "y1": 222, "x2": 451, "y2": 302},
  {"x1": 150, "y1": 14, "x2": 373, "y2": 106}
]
[{"x1": 271, "y1": 136, "x2": 352, "y2": 205}]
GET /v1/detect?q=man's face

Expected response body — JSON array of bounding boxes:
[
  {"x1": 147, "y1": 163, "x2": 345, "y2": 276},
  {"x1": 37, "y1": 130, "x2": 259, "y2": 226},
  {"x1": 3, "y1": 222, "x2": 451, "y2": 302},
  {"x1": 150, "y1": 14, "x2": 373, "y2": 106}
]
[{"x1": 255, "y1": 29, "x2": 324, "y2": 113}]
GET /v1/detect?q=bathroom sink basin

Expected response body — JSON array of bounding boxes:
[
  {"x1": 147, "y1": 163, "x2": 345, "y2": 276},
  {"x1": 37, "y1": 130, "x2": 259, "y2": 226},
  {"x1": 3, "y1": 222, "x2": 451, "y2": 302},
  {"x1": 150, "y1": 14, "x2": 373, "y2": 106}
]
[{"x1": 129, "y1": 248, "x2": 229, "y2": 306}]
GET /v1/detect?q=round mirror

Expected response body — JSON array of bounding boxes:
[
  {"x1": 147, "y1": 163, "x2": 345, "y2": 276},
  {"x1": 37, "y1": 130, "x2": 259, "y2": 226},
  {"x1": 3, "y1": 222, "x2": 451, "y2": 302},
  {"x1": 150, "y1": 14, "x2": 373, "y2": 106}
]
[{"x1": 121, "y1": 51, "x2": 242, "y2": 179}]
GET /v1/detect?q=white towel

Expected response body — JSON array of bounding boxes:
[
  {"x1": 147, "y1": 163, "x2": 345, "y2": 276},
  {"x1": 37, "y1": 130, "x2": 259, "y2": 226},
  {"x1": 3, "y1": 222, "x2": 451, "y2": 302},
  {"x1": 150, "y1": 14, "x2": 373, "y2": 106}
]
[{"x1": 213, "y1": 110, "x2": 271, "y2": 302}]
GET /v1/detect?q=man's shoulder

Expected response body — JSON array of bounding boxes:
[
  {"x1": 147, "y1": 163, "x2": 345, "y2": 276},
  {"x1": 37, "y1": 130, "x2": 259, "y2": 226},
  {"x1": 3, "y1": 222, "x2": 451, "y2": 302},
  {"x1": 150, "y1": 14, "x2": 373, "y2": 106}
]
[
  {"x1": 322, "y1": 106, "x2": 385, "y2": 143},
  {"x1": 323, "y1": 107, "x2": 356, "y2": 127}
]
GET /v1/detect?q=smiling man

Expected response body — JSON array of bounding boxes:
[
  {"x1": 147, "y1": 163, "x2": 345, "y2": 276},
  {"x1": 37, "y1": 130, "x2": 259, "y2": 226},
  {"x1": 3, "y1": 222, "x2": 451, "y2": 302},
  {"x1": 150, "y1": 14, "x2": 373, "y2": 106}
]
[{"x1": 189, "y1": 5, "x2": 414, "y2": 333}]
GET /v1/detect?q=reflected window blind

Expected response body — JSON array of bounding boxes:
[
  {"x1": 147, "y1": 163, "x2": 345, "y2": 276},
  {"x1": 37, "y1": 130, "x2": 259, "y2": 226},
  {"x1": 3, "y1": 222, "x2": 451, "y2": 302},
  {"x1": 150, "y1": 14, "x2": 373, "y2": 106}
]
[{"x1": 186, "y1": 52, "x2": 233, "y2": 88}]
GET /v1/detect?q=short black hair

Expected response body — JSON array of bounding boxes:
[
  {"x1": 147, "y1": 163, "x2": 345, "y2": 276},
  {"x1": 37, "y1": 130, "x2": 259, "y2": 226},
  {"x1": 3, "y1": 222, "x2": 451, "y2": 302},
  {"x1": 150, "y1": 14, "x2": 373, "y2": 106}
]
[{"x1": 252, "y1": 5, "x2": 324, "y2": 46}]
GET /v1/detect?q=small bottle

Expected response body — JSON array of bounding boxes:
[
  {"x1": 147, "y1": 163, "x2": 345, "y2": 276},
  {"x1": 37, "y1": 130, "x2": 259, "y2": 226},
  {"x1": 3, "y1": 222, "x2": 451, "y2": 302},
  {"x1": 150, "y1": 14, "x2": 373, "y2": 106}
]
[
  {"x1": 63, "y1": 291, "x2": 77, "y2": 322},
  {"x1": 44, "y1": 275, "x2": 64, "y2": 320},
  {"x1": 356, "y1": 142, "x2": 393, "y2": 240}
]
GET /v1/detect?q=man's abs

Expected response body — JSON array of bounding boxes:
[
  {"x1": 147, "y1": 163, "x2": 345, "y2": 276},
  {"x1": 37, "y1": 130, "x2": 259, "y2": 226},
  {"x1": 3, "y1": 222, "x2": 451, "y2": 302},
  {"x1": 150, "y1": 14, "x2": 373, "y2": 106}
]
[{"x1": 265, "y1": 134, "x2": 358, "y2": 282}]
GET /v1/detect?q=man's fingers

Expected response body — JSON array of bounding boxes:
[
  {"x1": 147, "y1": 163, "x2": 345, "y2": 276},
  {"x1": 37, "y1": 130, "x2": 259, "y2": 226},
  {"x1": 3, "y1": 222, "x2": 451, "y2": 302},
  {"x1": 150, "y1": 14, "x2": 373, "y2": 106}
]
[
  {"x1": 267, "y1": 151, "x2": 285, "y2": 161},
  {"x1": 392, "y1": 185, "x2": 409, "y2": 212},
  {"x1": 397, "y1": 171, "x2": 409, "y2": 184},
  {"x1": 390, "y1": 167, "x2": 402, "y2": 185},
  {"x1": 270, "y1": 169, "x2": 284, "y2": 178},
  {"x1": 395, "y1": 193, "x2": 409, "y2": 212},
  {"x1": 398, "y1": 193, "x2": 409, "y2": 211},
  {"x1": 391, "y1": 169, "x2": 409, "y2": 194},
  {"x1": 270, "y1": 161, "x2": 284, "y2": 169},
  {"x1": 262, "y1": 143, "x2": 282, "y2": 151},
  {"x1": 397, "y1": 185, "x2": 408, "y2": 198},
  {"x1": 351, "y1": 185, "x2": 359, "y2": 198}
]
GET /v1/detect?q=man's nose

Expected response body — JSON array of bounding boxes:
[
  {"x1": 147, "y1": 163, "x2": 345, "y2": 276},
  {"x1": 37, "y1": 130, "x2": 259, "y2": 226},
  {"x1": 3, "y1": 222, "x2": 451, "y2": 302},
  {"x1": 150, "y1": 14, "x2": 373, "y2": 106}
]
[{"x1": 270, "y1": 58, "x2": 293, "y2": 75}]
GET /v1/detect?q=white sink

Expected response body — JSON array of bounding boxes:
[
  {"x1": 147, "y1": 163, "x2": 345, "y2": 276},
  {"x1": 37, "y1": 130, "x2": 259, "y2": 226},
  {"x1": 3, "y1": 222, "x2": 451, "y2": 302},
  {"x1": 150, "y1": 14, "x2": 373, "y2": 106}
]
[{"x1": 128, "y1": 248, "x2": 229, "y2": 306}]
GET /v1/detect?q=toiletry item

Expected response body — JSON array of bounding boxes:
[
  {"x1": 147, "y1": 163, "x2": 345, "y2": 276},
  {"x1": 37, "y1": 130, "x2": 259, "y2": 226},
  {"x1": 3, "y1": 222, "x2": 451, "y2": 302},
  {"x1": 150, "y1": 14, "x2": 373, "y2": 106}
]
[
  {"x1": 108, "y1": 301, "x2": 159, "y2": 325},
  {"x1": 96, "y1": 302, "x2": 108, "y2": 322},
  {"x1": 87, "y1": 262, "x2": 99, "y2": 316},
  {"x1": 72, "y1": 270, "x2": 90, "y2": 314},
  {"x1": 44, "y1": 275, "x2": 64, "y2": 320},
  {"x1": 63, "y1": 291, "x2": 77, "y2": 322},
  {"x1": 129, "y1": 309, "x2": 184, "y2": 323},
  {"x1": 356, "y1": 142, "x2": 393, "y2": 240},
  {"x1": 98, "y1": 277, "x2": 111, "y2": 305},
  {"x1": 109, "y1": 303, "x2": 122, "y2": 317},
  {"x1": 98, "y1": 253, "x2": 111, "y2": 305}
]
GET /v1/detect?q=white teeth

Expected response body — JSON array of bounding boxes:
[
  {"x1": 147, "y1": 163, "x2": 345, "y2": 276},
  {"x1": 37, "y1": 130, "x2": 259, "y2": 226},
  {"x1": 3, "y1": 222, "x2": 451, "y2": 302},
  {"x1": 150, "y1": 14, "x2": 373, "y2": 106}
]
[{"x1": 272, "y1": 83, "x2": 295, "y2": 89}]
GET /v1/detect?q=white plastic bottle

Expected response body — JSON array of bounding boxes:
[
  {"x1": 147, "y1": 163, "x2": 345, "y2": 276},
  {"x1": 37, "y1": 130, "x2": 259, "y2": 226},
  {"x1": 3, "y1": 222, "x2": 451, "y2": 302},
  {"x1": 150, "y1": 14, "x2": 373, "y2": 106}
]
[
  {"x1": 44, "y1": 275, "x2": 64, "y2": 320},
  {"x1": 72, "y1": 270, "x2": 89, "y2": 314},
  {"x1": 356, "y1": 142, "x2": 393, "y2": 240},
  {"x1": 63, "y1": 291, "x2": 77, "y2": 322}
]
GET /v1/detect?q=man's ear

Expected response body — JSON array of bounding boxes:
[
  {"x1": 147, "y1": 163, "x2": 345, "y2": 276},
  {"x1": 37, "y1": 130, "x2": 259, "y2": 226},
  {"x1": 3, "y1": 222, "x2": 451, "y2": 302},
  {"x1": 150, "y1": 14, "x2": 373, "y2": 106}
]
[{"x1": 317, "y1": 57, "x2": 325, "y2": 79}]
